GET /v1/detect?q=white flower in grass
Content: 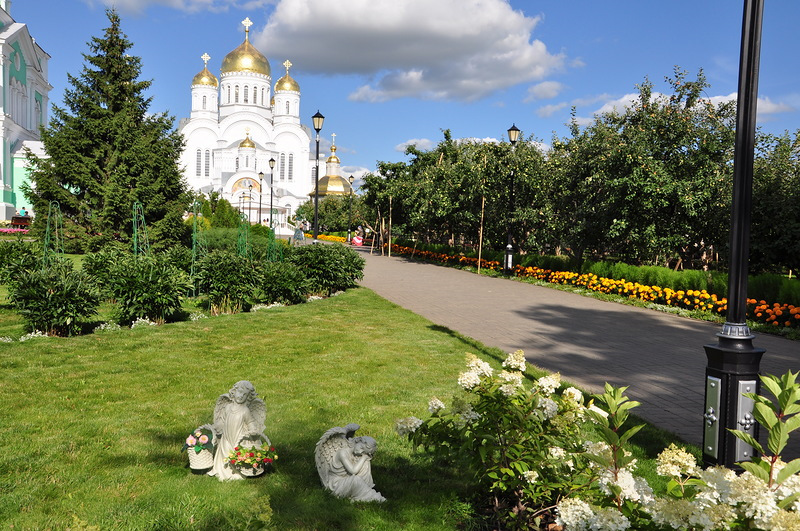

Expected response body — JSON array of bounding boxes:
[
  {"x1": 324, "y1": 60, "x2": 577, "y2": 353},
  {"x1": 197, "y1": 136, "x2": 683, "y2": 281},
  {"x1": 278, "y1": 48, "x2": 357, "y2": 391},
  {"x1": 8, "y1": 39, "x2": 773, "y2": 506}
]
[
  {"x1": 189, "y1": 311, "x2": 209, "y2": 320},
  {"x1": 458, "y1": 370, "x2": 481, "y2": 390},
  {"x1": 538, "y1": 397, "x2": 558, "y2": 419},
  {"x1": 656, "y1": 443, "x2": 699, "y2": 478},
  {"x1": 131, "y1": 318, "x2": 156, "y2": 328},
  {"x1": 307, "y1": 295, "x2": 324, "y2": 302},
  {"x1": 395, "y1": 416, "x2": 423, "y2": 437},
  {"x1": 590, "y1": 507, "x2": 630, "y2": 531},
  {"x1": 563, "y1": 386, "x2": 583, "y2": 403},
  {"x1": 502, "y1": 349, "x2": 527, "y2": 372},
  {"x1": 427, "y1": 397, "x2": 446, "y2": 414},
  {"x1": 20, "y1": 330, "x2": 47, "y2": 341},
  {"x1": 522, "y1": 470, "x2": 539, "y2": 484},
  {"x1": 0, "y1": 336, "x2": 13, "y2": 342},
  {"x1": 535, "y1": 373, "x2": 560, "y2": 396},
  {"x1": 94, "y1": 322, "x2": 121, "y2": 332},
  {"x1": 465, "y1": 354, "x2": 493, "y2": 378},
  {"x1": 555, "y1": 498, "x2": 593, "y2": 530}
]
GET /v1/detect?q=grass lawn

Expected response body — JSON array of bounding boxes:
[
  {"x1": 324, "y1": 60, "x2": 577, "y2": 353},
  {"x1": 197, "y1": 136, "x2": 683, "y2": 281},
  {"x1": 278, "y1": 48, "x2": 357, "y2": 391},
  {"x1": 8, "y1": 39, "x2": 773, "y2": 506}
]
[{"x1": 0, "y1": 287, "x2": 686, "y2": 529}]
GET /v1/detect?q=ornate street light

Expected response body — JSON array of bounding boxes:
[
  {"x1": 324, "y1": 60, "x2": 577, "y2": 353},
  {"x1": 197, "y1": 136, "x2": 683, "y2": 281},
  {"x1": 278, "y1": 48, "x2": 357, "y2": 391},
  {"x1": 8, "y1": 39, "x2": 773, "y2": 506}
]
[
  {"x1": 702, "y1": 0, "x2": 765, "y2": 469},
  {"x1": 248, "y1": 183, "x2": 253, "y2": 223},
  {"x1": 504, "y1": 124, "x2": 521, "y2": 275},
  {"x1": 269, "y1": 157, "x2": 276, "y2": 229},
  {"x1": 258, "y1": 171, "x2": 264, "y2": 225},
  {"x1": 312, "y1": 110, "x2": 325, "y2": 241},
  {"x1": 347, "y1": 175, "x2": 355, "y2": 243}
]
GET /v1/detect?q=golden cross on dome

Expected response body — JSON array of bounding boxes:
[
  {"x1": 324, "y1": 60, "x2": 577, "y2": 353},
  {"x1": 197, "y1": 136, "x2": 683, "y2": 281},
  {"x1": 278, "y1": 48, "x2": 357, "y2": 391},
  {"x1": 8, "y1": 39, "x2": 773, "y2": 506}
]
[
  {"x1": 283, "y1": 59, "x2": 292, "y2": 74},
  {"x1": 201, "y1": 53, "x2": 210, "y2": 66},
  {"x1": 245, "y1": 126, "x2": 251, "y2": 135},
  {"x1": 242, "y1": 17, "x2": 253, "y2": 36}
]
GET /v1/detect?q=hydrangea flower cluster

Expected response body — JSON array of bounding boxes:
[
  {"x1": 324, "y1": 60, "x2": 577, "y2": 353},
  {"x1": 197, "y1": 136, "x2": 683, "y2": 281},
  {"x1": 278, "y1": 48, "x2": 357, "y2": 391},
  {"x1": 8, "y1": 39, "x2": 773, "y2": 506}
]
[{"x1": 394, "y1": 416, "x2": 423, "y2": 437}]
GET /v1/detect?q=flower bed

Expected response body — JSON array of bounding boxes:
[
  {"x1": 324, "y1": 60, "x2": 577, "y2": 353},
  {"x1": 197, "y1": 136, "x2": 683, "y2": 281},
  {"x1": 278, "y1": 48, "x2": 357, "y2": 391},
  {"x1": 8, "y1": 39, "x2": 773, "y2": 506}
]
[
  {"x1": 0, "y1": 228, "x2": 29, "y2": 234},
  {"x1": 386, "y1": 244, "x2": 800, "y2": 330},
  {"x1": 304, "y1": 233, "x2": 347, "y2": 243}
]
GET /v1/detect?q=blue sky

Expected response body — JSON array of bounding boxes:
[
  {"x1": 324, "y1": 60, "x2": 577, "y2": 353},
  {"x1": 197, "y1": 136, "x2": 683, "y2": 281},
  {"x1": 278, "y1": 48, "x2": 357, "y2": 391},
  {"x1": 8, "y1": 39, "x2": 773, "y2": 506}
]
[{"x1": 15, "y1": 0, "x2": 800, "y2": 182}]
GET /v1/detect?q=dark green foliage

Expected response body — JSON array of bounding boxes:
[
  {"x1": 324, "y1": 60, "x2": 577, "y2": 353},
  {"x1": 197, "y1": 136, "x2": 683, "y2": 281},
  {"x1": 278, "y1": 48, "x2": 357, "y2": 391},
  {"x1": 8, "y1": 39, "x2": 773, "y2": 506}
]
[
  {"x1": 159, "y1": 245, "x2": 192, "y2": 275},
  {"x1": 288, "y1": 243, "x2": 364, "y2": 296},
  {"x1": 0, "y1": 240, "x2": 38, "y2": 284},
  {"x1": 82, "y1": 246, "x2": 128, "y2": 298},
  {"x1": 106, "y1": 254, "x2": 191, "y2": 324},
  {"x1": 8, "y1": 259, "x2": 101, "y2": 336},
  {"x1": 210, "y1": 198, "x2": 241, "y2": 229},
  {"x1": 22, "y1": 9, "x2": 188, "y2": 251},
  {"x1": 252, "y1": 262, "x2": 310, "y2": 305},
  {"x1": 196, "y1": 250, "x2": 256, "y2": 314}
]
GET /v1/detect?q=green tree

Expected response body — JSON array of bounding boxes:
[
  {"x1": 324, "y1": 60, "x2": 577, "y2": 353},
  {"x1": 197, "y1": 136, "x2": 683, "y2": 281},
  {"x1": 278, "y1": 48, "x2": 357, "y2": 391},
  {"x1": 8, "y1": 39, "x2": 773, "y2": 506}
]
[
  {"x1": 23, "y1": 9, "x2": 188, "y2": 252},
  {"x1": 751, "y1": 130, "x2": 800, "y2": 273}
]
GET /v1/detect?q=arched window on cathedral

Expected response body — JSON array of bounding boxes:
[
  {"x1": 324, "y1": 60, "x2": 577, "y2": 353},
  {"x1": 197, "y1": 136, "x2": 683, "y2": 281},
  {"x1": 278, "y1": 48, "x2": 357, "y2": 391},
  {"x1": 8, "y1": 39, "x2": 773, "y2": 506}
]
[
  {"x1": 236, "y1": 157, "x2": 239, "y2": 171},
  {"x1": 280, "y1": 153, "x2": 286, "y2": 181},
  {"x1": 244, "y1": 86, "x2": 249, "y2": 104},
  {"x1": 286, "y1": 101, "x2": 290, "y2": 114},
  {"x1": 235, "y1": 85, "x2": 239, "y2": 103},
  {"x1": 196, "y1": 149, "x2": 202, "y2": 176},
  {"x1": 35, "y1": 99, "x2": 42, "y2": 126},
  {"x1": 202, "y1": 95, "x2": 207, "y2": 110},
  {"x1": 205, "y1": 151, "x2": 210, "y2": 177},
  {"x1": 253, "y1": 87, "x2": 258, "y2": 105},
  {"x1": 288, "y1": 154, "x2": 294, "y2": 181},
  {"x1": 227, "y1": 85, "x2": 231, "y2": 103},
  {"x1": 261, "y1": 88, "x2": 266, "y2": 105},
  {"x1": 245, "y1": 156, "x2": 249, "y2": 168}
]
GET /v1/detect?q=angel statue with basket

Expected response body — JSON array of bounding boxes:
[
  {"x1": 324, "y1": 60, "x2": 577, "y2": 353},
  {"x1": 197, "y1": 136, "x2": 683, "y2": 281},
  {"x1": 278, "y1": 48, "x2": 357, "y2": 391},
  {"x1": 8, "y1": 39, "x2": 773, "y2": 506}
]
[
  {"x1": 208, "y1": 380, "x2": 271, "y2": 481},
  {"x1": 314, "y1": 423, "x2": 386, "y2": 502}
]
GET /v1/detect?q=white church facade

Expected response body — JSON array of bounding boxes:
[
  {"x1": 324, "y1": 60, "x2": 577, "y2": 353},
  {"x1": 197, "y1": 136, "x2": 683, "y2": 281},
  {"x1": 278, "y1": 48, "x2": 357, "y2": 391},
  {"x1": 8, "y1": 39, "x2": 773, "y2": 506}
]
[
  {"x1": 178, "y1": 18, "x2": 327, "y2": 236},
  {"x1": 0, "y1": 0, "x2": 50, "y2": 219}
]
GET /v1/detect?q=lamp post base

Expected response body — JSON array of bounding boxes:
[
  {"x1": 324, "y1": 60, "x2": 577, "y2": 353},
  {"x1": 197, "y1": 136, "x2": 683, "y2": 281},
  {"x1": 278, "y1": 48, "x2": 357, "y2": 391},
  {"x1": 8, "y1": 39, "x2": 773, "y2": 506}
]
[{"x1": 702, "y1": 327, "x2": 764, "y2": 469}]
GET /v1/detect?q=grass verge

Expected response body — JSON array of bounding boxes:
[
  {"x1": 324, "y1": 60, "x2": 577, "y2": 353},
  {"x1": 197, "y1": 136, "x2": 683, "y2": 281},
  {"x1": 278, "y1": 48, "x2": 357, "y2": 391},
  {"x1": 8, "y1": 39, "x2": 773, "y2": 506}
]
[{"x1": 1, "y1": 288, "x2": 691, "y2": 529}]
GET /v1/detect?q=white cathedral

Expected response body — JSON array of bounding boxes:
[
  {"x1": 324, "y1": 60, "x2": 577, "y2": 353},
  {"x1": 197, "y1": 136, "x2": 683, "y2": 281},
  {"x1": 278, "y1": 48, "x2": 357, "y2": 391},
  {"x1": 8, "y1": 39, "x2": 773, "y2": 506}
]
[{"x1": 178, "y1": 18, "x2": 352, "y2": 236}]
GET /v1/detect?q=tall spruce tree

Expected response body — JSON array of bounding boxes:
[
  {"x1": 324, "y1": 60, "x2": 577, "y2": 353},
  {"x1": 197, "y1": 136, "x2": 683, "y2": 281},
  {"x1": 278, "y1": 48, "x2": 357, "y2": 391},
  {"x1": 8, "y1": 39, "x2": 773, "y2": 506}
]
[{"x1": 24, "y1": 9, "x2": 188, "y2": 251}]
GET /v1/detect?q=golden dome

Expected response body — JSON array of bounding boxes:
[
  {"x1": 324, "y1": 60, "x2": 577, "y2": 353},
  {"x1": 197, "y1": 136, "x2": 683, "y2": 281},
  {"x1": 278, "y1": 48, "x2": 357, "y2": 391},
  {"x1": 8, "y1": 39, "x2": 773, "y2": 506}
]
[
  {"x1": 326, "y1": 144, "x2": 340, "y2": 164},
  {"x1": 193, "y1": 53, "x2": 219, "y2": 87},
  {"x1": 275, "y1": 59, "x2": 300, "y2": 92},
  {"x1": 221, "y1": 18, "x2": 271, "y2": 76},
  {"x1": 239, "y1": 133, "x2": 256, "y2": 149},
  {"x1": 311, "y1": 175, "x2": 353, "y2": 197}
]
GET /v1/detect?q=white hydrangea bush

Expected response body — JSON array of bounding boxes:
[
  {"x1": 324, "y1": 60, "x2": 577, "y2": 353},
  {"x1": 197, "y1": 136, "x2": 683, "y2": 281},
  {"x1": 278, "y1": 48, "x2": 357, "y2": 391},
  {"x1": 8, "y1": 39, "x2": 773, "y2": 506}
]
[{"x1": 396, "y1": 350, "x2": 592, "y2": 528}]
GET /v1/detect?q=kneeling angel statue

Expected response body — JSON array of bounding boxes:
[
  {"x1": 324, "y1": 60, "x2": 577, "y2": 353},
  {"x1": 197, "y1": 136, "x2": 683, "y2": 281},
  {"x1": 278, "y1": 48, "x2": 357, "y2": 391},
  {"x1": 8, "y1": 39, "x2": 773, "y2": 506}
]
[{"x1": 314, "y1": 423, "x2": 386, "y2": 502}]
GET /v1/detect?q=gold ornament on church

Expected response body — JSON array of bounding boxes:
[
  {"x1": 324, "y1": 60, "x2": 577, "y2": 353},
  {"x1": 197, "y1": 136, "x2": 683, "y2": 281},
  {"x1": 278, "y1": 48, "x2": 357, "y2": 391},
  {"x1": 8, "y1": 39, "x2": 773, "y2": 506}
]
[
  {"x1": 275, "y1": 59, "x2": 300, "y2": 92},
  {"x1": 192, "y1": 53, "x2": 219, "y2": 87},
  {"x1": 221, "y1": 17, "x2": 271, "y2": 76}
]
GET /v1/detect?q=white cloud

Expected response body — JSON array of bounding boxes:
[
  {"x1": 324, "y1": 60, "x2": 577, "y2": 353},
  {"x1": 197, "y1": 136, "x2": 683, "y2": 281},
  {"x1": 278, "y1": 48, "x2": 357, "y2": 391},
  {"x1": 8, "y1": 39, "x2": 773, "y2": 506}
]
[
  {"x1": 257, "y1": 0, "x2": 566, "y2": 102},
  {"x1": 525, "y1": 81, "x2": 564, "y2": 102},
  {"x1": 395, "y1": 138, "x2": 434, "y2": 152},
  {"x1": 537, "y1": 102, "x2": 567, "y2": 118}
]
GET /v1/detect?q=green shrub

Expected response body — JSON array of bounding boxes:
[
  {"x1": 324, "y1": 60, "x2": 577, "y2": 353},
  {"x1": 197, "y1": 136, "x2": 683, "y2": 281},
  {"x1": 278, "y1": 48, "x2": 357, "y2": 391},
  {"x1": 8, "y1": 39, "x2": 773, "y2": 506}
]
[
  {"x1": 196, "y1": 250, "x2": 256, "y2": 315},
  {"x1": 106, "y1": 254, "x2": 191, "y2": 325},
  {"x1": 159, "y1": 245, "x2": 192, "y2": 275},
  {"x1": 252, "y1": 262, "x2": 309, "y2": 305},
  {"x1": 288, "y1": 243, "x2": 364, "y2": 296},
  {"x1": 8, "y1": 259, "x2": 100, "y2": 336},
  {"x1": 82, "y1": 247, "x2": 128, "y2": 297},
  {"x1": 0, "y1": 240, "x2": 38, "y2": 284}
]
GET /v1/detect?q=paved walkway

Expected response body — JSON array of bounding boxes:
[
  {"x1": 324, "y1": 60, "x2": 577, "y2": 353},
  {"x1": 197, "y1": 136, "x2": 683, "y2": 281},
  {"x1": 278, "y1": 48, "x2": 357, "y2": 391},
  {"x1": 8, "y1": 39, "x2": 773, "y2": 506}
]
[{"x1": 356, "y1": 247, "x2": 799, "y2": 455}]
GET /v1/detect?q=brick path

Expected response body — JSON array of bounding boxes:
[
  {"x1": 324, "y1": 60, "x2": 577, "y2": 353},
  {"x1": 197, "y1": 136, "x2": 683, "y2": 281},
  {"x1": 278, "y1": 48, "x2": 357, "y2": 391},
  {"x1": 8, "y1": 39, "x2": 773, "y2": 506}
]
[{"x1": 356, "y1": 247, "x2": 799, "y2": 455}]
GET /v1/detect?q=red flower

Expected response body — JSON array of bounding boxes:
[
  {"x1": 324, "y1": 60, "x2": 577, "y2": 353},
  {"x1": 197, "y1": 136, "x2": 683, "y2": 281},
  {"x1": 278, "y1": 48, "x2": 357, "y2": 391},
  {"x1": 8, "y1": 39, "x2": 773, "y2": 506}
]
[
  {"x1": 230, "y1": 459, "x2": 236, "y2": 464},
  {"x1": 249, "y1": 452, "x2": 254, "y2": 457}
]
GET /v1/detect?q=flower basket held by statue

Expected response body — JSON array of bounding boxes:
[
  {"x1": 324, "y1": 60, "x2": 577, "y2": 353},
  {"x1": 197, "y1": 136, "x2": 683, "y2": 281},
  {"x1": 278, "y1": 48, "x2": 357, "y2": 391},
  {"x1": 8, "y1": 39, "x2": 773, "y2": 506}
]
[{"x1": 226, "y1": 440, "x2": 277, "y2": 478}]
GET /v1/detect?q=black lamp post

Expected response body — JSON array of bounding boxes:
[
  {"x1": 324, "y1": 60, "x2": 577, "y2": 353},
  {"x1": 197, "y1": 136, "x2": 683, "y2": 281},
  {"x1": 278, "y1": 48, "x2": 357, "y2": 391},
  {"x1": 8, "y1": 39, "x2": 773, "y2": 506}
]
[
  {"x1": 269, "y1": 157, "x2": 276, "y2": 229},
  {"x1": 312, "y1": 110, "x2": 325, "y2": 241},
  {"x1": 347, "y1": 175, "x2": 355, "y2": 243},
  {"x1": 248, "y1": 184, "x2": 253, "y2": 223},
  {"x1": 504, "y1": 124, "x2": 521, "y2": 275},
  {"x1": 702, "y1": 0, "x2": 765, "y2": 469},
  {"x1": 258, "y1": 171, "x2": 264, "y2": 224}
]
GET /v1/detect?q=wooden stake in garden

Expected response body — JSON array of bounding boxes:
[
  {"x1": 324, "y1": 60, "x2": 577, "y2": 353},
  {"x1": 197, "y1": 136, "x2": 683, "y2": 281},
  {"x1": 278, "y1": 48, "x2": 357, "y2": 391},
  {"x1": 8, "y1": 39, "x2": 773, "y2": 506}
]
[{"x1": 478, "y1": 194, "x2": 485, "y2": 274}]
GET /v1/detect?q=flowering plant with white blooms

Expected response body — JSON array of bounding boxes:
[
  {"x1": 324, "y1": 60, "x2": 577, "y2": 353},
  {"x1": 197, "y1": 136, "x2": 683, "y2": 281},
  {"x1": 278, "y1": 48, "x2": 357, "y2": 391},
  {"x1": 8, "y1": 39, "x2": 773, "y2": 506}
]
[
  {"x1": 557, "y1": 370, "x2": 800, "y2": 531},
  {"x1": 397, "y1": 350, "x2": 591, "y2": 529}
]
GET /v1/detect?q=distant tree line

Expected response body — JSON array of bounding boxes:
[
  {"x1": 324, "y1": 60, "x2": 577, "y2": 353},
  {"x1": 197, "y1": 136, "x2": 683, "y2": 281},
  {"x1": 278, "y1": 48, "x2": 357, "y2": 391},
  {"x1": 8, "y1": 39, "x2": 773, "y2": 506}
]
[{"x1": 355, "y1": 68, "x2": 799, "y2": 275}]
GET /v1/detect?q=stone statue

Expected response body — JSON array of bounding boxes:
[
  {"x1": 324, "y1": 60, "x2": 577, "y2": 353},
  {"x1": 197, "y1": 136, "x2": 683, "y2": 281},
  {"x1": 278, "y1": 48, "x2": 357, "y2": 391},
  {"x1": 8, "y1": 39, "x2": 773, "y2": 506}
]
[
  {"x1": 208, "y1": 380, "x2": 270, "y2": 481},
  {"x1": 314, "y1": 423, "x2": 386, "y2": 502}
]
